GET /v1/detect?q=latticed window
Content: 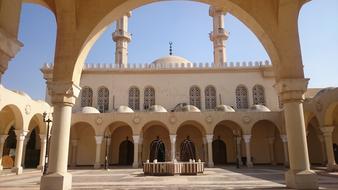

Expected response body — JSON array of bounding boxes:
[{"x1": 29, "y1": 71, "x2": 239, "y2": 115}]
[
  {"x1": 81, "y1": 87, "x2": 93, "y2": 107},
  {"x1": 129, "y1": 87, "x2": 140, "y2": 111},
  {"x1": 144, "y1": 87, "x2": 155, "y2": 110},
  {"x1": 190, "y1": 86, "x2": 201, "y2": 109},
  {"x1": 236, "y1": 85, "x2": 248, "y2": 109},
  {"x1": 205, "y1": 85, "x2": 216, "y2": 110},
  {"x1": 252, "y1": 85, "x2": 265, "y2": 105},
  {"x1": 97, "y1": 87, "x2": 109, "y2": 113}
]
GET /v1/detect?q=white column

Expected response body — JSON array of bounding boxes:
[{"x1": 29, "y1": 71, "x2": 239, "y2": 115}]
[
  {"x1": 276, "y1": 79, "x2": 318, "y2": 189},
  {"x1": 318, "y1": 135, "x2": 327, "y2": 166},
  {"x1": 243, "y1": 135, "x2": 253, "y2": 167},
  {"x1": 12, "y1": 130, "x2": 28, "y2": 174},
  {"x1": 132, "y1": 135, "x2": 140, "y2": 168},
  {"x1": 170, "y1": 134, "x2": 177, "y2": 161},
  {"x1": 280, "y1": 135, "x2": 289, "y2": 167},
  {"x1": 37, "y1": 135, "x2": 47, "y2": 170},
  {"x1": 21, "y1": 137, "x2": 29, "y2": 167},
  {"x1": 268, "y1": 137, "x2": 276, "y2": 165},
  {"x1": 70, "y1": 140, "x2": 78, "y2": 168},
  {"x1": 236, "y1": 137, "x2": 243, "y2": 165},
  {"x1": 206, "y1": 134, "x2": 214, "y2": 167},
  {"x1": 40, "y1": 82, "x2": 81, "y2": 190},
  {"x1": 320, "y1": 126, "x2": 338, "y2": 171},
  {"x1": 94, "y1": 136, "x2": 103, "y2": 169},
  {"x1": 0, "y1": 135, "x2": 8, "y2": 171},
  {"x1": 138, "y1": 136, "x2": 143, "y2": 166},
  {"x1": 203, "y1": 137, "x2": 208, "y2": 162}
]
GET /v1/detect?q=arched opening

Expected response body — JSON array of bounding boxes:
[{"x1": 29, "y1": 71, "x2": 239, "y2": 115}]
[
  {"x1": 105, "y1": 123, "x2": 133, "y2": 166},
  {"x1": 2, "y1": 127, "x2": 16, "y2": 169},
  {"x1": 213, "y1": 120, "x2": 242, "y2": 165},
  {"x1": 177, "y1": 121, "x2": 204, "y2": 161},
  {"x1": 24, "y1": 128, "x2": 40, "y2": 168},
  {"x1": 307, "y1": 117, "x2": 325, "y2": 165},
  {"x1": 69, "y1": 122, "x2": 96, "y2": 167},
  {"x1": 142, "y1": 121, "x2": 170, "y2": 162},
  {"x1": 251, "y1": 120, "x2": 283, "y2": 165}
]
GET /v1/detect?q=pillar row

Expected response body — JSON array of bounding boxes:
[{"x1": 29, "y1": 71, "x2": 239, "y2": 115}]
[
  {"x1": 236, "y1": 137, "x2": 243, "y2": 165},
  {"x1": 170, "y1": 134, "x2": 176, "y2": 161},
  {"x1": 21, "y1": 137, "x2": 29, "y2": 167},
  {"x1": 132, "y1": 135, "x2": 140, "y2": 168},
  {"x1": 37, "y1": 134, "x2": 47, "y2": 171},
  {"x1": 318, "y1": 135, "x2": 327, "y2": 166},
  {"x1": 12, "y1": 130, "x2": 28, "y2": 175},
  {"x1": 268, "y1": 137, "x2": 276, "y2": 165},
  {"x1": 280, "y1": 135, "x2": 289, "y2": 167},
  {"x1": 243, "y1": 135, "x2": 253, "y2": 167},
  {"x1": 0, "y1": 135, "x2": 8, "y2": 171}
]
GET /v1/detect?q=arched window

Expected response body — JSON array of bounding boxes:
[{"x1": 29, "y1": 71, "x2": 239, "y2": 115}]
[
  {"x1": 252, "y1": 85, "x2": 265, "y2": 105},
  {"x1": 205, "y1": 85, "x2": 216, "y2": 110},
  {"x1": 189, "y1": 86, "x2": 201, "y2": 109},
  {"x1": 97, "y1": 87, "x2": 109, "y2": 113},
  {"x1": 81, "y1": 87, "x2": 93, "y2": 107},
  {"x1": 144, "y1": 87, "x2": 155, "y2": 110},
  {"x1": 129, "y1": 87, "x2": 140, "y2": 111},
  {"x1": 236, "y1": 85, "x2": 248, "y2": 109}
]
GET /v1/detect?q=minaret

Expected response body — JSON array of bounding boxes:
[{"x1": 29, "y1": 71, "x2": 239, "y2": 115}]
[
  {"x1": 209, "y1": 6, "x2": 228, "y2": 65},
  {"x1": 113, "y1": 12, "x2": 132, "y2": 66}
]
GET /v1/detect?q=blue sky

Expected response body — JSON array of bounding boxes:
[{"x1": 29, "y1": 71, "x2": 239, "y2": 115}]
[{"x1": 2, "y1": 0, "x2": 338, "y2": 100}]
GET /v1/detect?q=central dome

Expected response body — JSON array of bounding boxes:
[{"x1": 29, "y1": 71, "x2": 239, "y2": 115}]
[{"x1": 152, "y1": 55, "x2": 191, "y2": 67}]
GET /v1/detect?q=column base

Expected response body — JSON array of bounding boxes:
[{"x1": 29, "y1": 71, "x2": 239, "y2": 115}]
[
  {"x1": 11, "y1": 166, "x2": 23, "y2": 175},
  {"x1": 40, "y1": 172, "x2": 72, "y2": 190},
  {"x1": 94, "y1": 163, "x2": 101, "y2": 169},
  {"x1": 327, "y1": 164, "x2": 338, "y2": 171},
  {"x1": 37, "y1": 165, "x2": 44, "y2": 171},
  {"x1": 285, "y1": 169, "x2": 318, "y2": 190},
  {"x1": 207, "y1": 161, "x2": 214, "y2": 167},
  {"x1": 132, "y1": 162, "x2": 138, "y2": 168}
]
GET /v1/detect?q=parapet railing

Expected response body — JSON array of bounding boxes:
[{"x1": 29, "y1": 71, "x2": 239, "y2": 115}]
[{"x1": 42, "y1": 60, "x2": 271, "y2": 71}]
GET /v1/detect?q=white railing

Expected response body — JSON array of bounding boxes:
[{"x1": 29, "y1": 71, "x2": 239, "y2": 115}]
[{"x1": 42, "y1": 60, "x2": 271, "y2": 71}]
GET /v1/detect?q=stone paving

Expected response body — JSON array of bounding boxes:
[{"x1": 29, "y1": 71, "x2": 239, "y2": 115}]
[{"x1": 0, "y1": 166, "x2": 338, "y2": 189}]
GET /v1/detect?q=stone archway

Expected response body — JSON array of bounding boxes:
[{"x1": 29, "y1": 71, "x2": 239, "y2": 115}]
[
  {"x1": 307, "y1": 117, "x2": 325, "y2": 165},
  {"x1": 118, "y1": 139, "x2": 134, "y2": 165},
  {"x1": 213, "y1": 120, "x2": 242, "y2": 165},
  {"x1": 69, "y1": 122, "x2": 96, "y2": 167},
  {"x1": 141, "y1": 121, "x2": 170, "y2": 162},
  {"x1": 251, "y1": 120, "x2": 283, "y2": 165}
]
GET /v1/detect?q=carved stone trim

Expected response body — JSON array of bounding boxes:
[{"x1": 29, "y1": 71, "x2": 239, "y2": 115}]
[{"x1": 274, "y1": 78, "x2": 309, "y2": 103}]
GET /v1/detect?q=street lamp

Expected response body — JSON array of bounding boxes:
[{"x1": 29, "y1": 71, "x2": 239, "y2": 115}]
[
  {"x1": 104, "y1": 133, "x2": 110, "y2": 170},
  {"x1": 233, "y1": 129, "x2": 240, "y2": 169},
  {"x1": 42, "y1": 111, "x2": 52, "y2": 175}
]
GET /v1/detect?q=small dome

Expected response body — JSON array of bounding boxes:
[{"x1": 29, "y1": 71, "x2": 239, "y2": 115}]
[
  {"x1": 152, "y1": 55, "x2": 191, "y2": 68},
  {"x1": 249, "y1": 105, "x2": 270, "y2": 112},
  {"x1": 182, "y1": 105, "x2": 201, "y2": 112},
  {"x1": 216, "y1": 105, "x2": 235, "y2": 112},
  {"x1": 79, "y1": 106, "x2": 100, "y2": 114},
  {"x1": 148, "y1": 105, "x2": 167, "y2": 112},
  {"x1": 116, "y1": 105, "x2": 134, "y2": 113}
]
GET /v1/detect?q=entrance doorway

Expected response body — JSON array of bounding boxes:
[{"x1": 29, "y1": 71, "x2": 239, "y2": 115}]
[
  {"x1": 149, "y1": 137, "x2": 165, "y2": 162},
  {"x1": 212, "y1": 139, "x2": 227, "y2": 165},
  {"x1": 118, "y1": 138, "x2": 134, "y2": 165}
]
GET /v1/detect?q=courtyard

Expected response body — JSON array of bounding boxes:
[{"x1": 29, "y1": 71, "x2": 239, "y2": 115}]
[{"x1": 1, "y1": 166, "x2": 338, "y2": 190}]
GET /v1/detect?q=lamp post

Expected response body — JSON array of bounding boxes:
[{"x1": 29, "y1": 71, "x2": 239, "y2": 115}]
[
  {"x1": 104, "y1": 134, "x2": 110, "y2": 170},
  {"x1": 42, "y1": 112, "x2": 52, "y2": 175},
  {"x1": 233, "y1": 129, "x2": 240, "y2": 169}
]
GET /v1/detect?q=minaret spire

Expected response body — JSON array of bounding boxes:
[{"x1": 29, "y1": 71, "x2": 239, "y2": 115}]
[
  {"x1": 209, "y1": 6, "x2": 228, "y2": 65},
  {"x1": 113, "y1": 11, "x2": 132, "y2": 66},
  {"x1": 169, "y1": 41, "x2": 173, "y2": 55}
]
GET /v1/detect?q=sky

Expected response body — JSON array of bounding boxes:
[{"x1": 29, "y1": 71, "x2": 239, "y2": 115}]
[{"x1": 2, "y1": 0, "x2": 338, "y2": 100}]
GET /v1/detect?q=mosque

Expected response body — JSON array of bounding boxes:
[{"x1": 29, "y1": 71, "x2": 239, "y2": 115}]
[{"x1": 0, "y1": 1, "x2": 337, "y2": 190}]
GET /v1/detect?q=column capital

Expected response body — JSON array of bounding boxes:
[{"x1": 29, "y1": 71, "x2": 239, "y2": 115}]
[
  {"x1": 274, "y1": 78, "x2": 309, "y2": 103},
  {"x1": 243, "y1": 135, "x2": 251, "y2": 143},
  {"x1": 95, "y1": 136, "x2": 103, "y2": 144},
  {"x1": 14, "y1": 130, "x2": 28, "y2": 141},
  {"x1": 0, "y1": 135, "x2": 8, "y2": 143},
  {"x1": 280, "y1": 134, "x2": 288, "y2": 143},
  {"x1": 206, "y1": 134, "x2": 213, "y2": 143},
  {"x1": 170, "y1": 134, "x2": 177, "y2": 143},
  {"x1": 132, "y1": 135, "x2": 140, "y2": 144},
  {"x1": 320, "y1": 126, "x2": 335, "y2": 136},
  {"x1": 48, "y1": 81, "x2": 81, "y2": 105}
]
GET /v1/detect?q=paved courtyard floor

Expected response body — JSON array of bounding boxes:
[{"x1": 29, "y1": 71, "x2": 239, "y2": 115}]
[{"x1": 0, "y1": 166, "x2": 338, "y2": 189}]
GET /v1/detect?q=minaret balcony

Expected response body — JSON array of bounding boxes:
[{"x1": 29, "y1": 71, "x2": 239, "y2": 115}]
[
  {"x1": 113, "y1": 30, "x2": 132, "y2": 42},
  {"x1": 209, "y1": 28, "x2": 229, "y2": 41}
]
